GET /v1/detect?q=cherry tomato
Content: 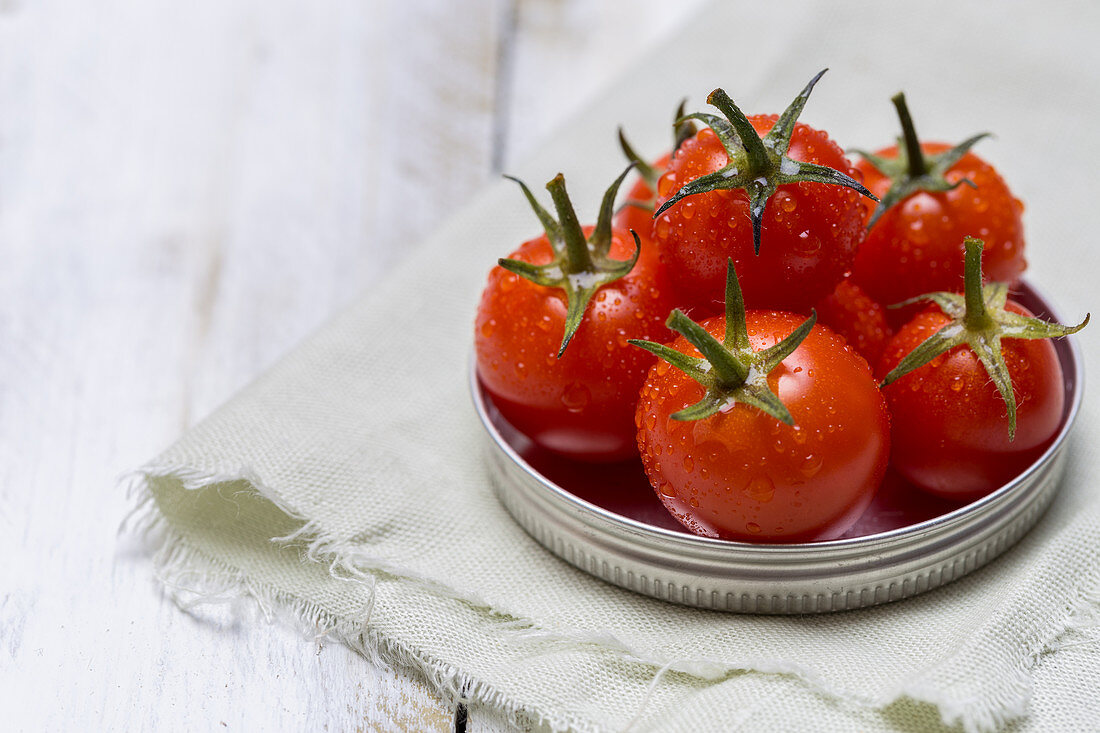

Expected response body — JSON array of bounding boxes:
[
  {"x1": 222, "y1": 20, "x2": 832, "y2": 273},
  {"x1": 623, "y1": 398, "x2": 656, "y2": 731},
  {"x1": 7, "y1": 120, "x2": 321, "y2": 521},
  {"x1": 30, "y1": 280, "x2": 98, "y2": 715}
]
[
  {"x1": 614, "y1": 102, "x2": 697, "y2": 244},
  {"x1": 853, "y1": 144, "x2": 1025, "y2": 306},
  {"x1": 634, "y1": 298, "x2": 890, "y2": 543},
  {"x1": 614, "y1": 151, "x2": 670, "y2": 243},
  {"x1": 876, "y1": 237, "x2": 1085, "y2": 501},
  {"x1": 851, "y1": 93, "x2": 1026, "y2": 307},
  {"x1": 877, "y1": 303, "x2": 1063, "y2": 500},
  {"x1": 814, "y1": 279, "x2": 892, "y2": 366},
  {"x1": 476, "y1": 222, "x2": 675, "y2": 463},
  {"x1": 653, "y1": 119, "x2": 866, "y2": 315}
]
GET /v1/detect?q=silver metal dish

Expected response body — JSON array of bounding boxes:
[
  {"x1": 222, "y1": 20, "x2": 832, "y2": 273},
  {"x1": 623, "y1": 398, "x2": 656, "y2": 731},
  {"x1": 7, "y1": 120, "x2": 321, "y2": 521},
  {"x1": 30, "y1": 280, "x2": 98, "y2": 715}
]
[{"x1": 472, "y1": 282, "x2": 1084, "y2": 613}]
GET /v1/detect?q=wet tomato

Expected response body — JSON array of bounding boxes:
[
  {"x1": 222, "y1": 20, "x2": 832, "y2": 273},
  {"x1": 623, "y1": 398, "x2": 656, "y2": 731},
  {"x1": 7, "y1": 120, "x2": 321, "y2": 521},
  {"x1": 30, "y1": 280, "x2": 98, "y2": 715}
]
[
  {"x1": 877, "y1": 238, "x2": 1085, "y2": 501},
  {"x1": 614, "y1": 105, "x2": 697, "y2": 244},
  {"x1": 475, "y1": 172, "x2": 676, "y2": 462},
  {"x1": 814, "y1": 279, "x2": 892, "y2": 366},
  {"x1": 632, "y1": 262, "x2": 890, "y2": 542},
  {"x1": 614, "y1": 151, "x2": 670, "y2": 243},
  {"x1": 851, "y1": 93, "x2": 1026, "y2": 307},
  {"x1": 652, "y1": 72, "x2": 871, "y2": 316},
  {"x1": 878, "y1": 304, "x2": 1063, "y2": 500}
]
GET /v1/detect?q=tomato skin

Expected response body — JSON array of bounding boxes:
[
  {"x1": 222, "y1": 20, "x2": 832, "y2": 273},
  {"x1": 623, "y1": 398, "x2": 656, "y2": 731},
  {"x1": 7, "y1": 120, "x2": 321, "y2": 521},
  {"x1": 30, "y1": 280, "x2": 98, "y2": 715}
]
[
  {"x1": 652, "y1": 122, "x2": 865, "y2": 316},
  {"x1": 877, "y1": 304, "x2": 1064, "y2": 501},
  {"x1": 815, "y1": 280, "x2": 892, "y2": 366},
  {"x1": 853, "y1": 143, "x2": 1026, "y2": 307},
  {"x1": 613, "y1": 152, "x2": 672, "y2": 244},
  {"x1": 476, "y1": 227, "x2": 676, "y2": 462},
  {"x1": 636, "y1": 313, "x2": 890, "y2": 542}
]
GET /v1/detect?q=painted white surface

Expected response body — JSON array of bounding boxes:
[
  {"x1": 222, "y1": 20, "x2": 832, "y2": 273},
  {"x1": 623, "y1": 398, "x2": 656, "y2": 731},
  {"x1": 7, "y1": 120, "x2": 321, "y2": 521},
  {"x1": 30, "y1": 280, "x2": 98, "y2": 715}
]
[{"x1": 0, "y1": 1, "x2": 705, "y2": 729}]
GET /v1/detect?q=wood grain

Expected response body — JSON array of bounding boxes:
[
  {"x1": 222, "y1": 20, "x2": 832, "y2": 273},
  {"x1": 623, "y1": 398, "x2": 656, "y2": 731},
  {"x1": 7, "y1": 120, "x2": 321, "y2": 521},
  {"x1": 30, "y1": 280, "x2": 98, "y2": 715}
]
[{"x1": 0, "y1": 1, "x2": 703, "y2": 730}]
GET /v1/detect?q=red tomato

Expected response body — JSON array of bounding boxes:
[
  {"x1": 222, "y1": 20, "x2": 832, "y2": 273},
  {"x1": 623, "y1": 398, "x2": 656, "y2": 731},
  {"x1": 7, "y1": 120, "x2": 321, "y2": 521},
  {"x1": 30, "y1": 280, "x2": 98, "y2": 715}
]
[
  {"x1": 614, "y1": 152, "x2": 671, "y2": 244},
  {"x1": 614, "y1": 102, "x2": 697, "y2": 244},
  {"x1": 653, "y1": 121, "x2": 866, "y2": 315},
  {"x1": 814, "y1": 279, "x2": 892, "y2": 366},
  {"x1": 476, "y1": 227, "x2": 676, "y2": 462},
  {"x1": 877, "y1": 303, "x2": 1064, "y2": 501},
  {"x1": 850, "y1": 93, "x2": 1026, "y2": 307},
  {"x1": 635, "y1": 313, "x2": 890, "y2": 542},
  {"x1": 853, "y1": 143, "x2": 1026, "y2": 305}
]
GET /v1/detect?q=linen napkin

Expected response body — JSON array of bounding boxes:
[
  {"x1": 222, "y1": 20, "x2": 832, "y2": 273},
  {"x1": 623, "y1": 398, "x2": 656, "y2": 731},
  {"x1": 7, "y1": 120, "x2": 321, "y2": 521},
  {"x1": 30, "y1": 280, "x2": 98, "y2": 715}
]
[{"x1": 129, "y1": 2, "x2": 1100, "y2": 730}]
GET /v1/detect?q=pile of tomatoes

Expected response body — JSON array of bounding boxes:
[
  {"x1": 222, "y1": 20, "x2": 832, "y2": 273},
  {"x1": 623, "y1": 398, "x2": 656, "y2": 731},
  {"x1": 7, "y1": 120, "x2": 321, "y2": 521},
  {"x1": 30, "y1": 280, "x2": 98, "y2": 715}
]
[{"x1": 474, "y1": 71, "x2": 1087, "y2": 544}]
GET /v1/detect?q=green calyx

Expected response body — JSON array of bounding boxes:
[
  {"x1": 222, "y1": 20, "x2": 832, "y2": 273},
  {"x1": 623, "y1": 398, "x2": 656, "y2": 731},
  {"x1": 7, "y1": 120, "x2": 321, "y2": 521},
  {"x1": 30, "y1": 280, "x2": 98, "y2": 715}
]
[
  {"x1": 653, "y1": 69, "x2": 877, "y2": 255},
  {"x1": 499, "y1": 168, "x2": 641, "y2": 357},
  {"x1": 630, "y1": 259, "x2": 815, "y2": 424},
  {"x1": 617, "y1": 100, "x2": 698, "y2": 211},
  {"x1": 852, "y1": 92, "x2": 990, "y2": 228},
  {"x1": 881, "y1": 237, "x2": 1090, "y2": 440}
]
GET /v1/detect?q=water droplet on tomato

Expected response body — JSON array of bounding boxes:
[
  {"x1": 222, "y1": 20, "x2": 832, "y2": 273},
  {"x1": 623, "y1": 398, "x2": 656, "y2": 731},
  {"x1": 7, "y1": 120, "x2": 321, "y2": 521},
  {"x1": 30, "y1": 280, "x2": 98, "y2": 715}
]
[
  {"x1": 744, "y1": 476, "x2": 775, "y2": 503},
  {"x1": 794, "y1": 231, "x2": 821, "y2": 256},
  {"x1": 800, "y1": 453, "x2": 823, "y2": 478},
  {"x1": 683, "y1": 455, "x2": 694, "y2": 473},
  {"x1": 746, "y1": 522, "x2": 761, "y2": 534},
  {"x1": 655, "y1": 217, "x2": 671, "y2": 239},
  {"x1": 480, "y1": 319, "x2": 496, "y2": 337},
  {"x1": 514, "y1": 362, "x2": 528, "y2": 378},
  {"x1": 681, "y1": 201, "x2": 696, "y2": 220},
  {"x1": 560, "y1": 382, "x2": 590, "y2": 412}
]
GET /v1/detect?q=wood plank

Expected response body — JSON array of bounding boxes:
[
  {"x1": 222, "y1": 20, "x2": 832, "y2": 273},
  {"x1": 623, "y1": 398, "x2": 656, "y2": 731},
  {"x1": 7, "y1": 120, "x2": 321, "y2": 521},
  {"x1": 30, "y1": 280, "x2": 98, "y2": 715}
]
[
  {"x1": 1, "y1": 1, "x2": 497, "y2": 730},
  {"x1": 0, "y1": 1, "x2": 705, "y2": 730}
]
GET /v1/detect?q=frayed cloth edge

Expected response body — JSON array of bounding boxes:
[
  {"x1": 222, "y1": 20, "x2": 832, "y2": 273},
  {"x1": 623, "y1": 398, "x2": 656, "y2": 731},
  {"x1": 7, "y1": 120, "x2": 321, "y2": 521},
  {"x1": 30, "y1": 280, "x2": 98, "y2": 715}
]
[{"x1": 122, "y1": 463, "x2": 1100, "y2": 733}]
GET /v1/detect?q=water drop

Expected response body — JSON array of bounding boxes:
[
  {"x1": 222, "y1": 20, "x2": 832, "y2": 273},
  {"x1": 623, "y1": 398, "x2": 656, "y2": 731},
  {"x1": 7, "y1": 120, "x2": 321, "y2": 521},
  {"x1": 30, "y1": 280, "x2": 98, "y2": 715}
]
[
  {"x1": 560, "y1": 382, "x2": 591, "y2": 412},
  {"x1": 800, "y1": 453, "x2": 823, "y2": 479},
  {"x1": 744, "y1": 476, "x2": 775, "y2": 503}
]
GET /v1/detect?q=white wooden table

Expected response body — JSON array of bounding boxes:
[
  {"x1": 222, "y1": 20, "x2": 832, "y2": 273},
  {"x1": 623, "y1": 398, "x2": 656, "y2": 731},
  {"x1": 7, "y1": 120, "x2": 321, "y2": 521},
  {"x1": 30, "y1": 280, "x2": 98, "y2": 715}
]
[{"x1": 0, "y1": 1, "x2": 704, "y2": 729}]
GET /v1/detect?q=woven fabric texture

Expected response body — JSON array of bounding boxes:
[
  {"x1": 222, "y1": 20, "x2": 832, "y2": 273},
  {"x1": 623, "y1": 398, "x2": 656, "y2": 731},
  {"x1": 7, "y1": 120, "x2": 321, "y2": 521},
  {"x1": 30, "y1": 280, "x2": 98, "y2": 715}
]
[{"x1": 132, "y1": 2, "x2": 1100, "y2": 730}]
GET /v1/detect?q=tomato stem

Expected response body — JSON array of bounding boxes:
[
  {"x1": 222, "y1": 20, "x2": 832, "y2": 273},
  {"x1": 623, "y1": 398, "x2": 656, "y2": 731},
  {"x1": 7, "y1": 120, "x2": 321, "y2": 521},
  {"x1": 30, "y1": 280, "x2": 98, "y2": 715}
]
[
  {"x1": 546, "y1": 174, "x2": 594, "y2": 274},
  {"x1": 892, "y1": 92, "x2": 928, "y2": 179},
  {"x1": 630, "y1": 259, "x2": 811, "y2": 425},
  {"x1": 653, "y1": 71, "x2": 876, "y2": 256},
  {"x1": 963, "y1": 237, "x2": 993, "y2": 330},
  {"x1": 498, "y1": 168, "x2": 641, "y2": 356},
  {"x1": 853, "y1": 93, "x2": 990, "y2": 228}
]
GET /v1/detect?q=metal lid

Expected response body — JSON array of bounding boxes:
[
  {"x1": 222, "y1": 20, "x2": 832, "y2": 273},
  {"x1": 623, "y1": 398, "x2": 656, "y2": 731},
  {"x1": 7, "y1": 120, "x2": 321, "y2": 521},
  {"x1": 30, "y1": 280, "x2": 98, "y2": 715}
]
[{"x1": 473, "y1": 282, "x2": 1084, "y2": 613}]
